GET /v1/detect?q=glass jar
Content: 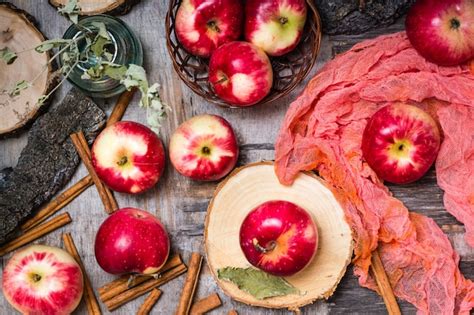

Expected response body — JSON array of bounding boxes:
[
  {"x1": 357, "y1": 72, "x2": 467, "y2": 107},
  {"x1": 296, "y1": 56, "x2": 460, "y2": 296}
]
[{"x1": 61, "y1": 15, "x2": 143, "y2": 98}]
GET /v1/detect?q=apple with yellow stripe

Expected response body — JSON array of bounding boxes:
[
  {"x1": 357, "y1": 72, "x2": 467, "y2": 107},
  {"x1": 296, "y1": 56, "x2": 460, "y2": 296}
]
[
  {"x1": 91, "y1": 121, "x2": 165, "y2": 194},
  {"x1": 169, "y1": 114, "x2": 238, "y2": 181},
  {"x1": 245, "y1": 0, "x2": 307, "y2": 56},
  {"x1": 175, "y1": 0, "x2": 243, "y2": 58},
  {"x1": 240, "y1": 200, "x2": 318, "y2": 276}
]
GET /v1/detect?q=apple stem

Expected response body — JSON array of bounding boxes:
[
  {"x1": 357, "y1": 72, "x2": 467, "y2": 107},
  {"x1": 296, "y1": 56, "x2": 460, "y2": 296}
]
[
  {"x1": 117, "y1": 156, "x2": 128, "y2": 166},
  {"x1": 126, "y1": 274, "x2": 137, "y2": 288},
  {"x1": 279, "y1": 16, "x2": 288, "y2": 25},
  {"x1": 207, "y1": 20, "x2": 220, "y2": 33},
  {"x1": 252, "y1": 238, "x2": 276, "y2": 253},
  {"x1": 214, "y1": 76, "x2": 228, "y2": 85},
  {"x1": 32, "y1": 273, "x2": 42, "y2": 282},
  {"x1": 450, "y1": 18, "x2": 460, "y2": 30}
]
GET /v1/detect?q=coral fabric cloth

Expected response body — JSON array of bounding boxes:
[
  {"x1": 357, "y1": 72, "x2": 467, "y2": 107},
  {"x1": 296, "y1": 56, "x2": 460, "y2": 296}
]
[{"x1": 275, "y1": 32, "x2": 474, "y2": 314}]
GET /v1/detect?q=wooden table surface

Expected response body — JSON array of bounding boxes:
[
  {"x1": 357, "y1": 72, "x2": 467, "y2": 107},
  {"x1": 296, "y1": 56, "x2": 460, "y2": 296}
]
[{"x1": 1, "y1": 1, "x2": 473, "y2": 314}]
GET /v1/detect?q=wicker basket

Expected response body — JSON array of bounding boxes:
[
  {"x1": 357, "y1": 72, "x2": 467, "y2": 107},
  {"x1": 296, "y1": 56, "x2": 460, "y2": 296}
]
[{"x1": 165, "y1": 0, "x2": 322, "y2": 108}]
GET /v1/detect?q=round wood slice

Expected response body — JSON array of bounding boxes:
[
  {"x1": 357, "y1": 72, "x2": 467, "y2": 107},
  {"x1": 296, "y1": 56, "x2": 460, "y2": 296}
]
[
  {"x1": 205, "y1": 162, "x2": 353, "y2": 310},
  {"x1": 0, "y1": 3, "x2": 53, "y2": 137},
  {"x1": 49, "y1": 0, "x2": 140, "y2": 15}
]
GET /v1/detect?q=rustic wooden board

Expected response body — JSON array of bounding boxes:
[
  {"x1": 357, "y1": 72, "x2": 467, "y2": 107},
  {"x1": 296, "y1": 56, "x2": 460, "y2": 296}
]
[{"x1": 0, "y1": 1, "x2": 472, "y2": 315}]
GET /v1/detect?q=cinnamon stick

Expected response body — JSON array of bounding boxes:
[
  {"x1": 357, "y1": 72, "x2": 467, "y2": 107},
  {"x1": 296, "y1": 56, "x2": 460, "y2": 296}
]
[
  {"x1": 98, "y1": 254, "x2": 183, "y2": 302},
  {"x1": 21, "y1": 176, "x2": 93, "y2": 231},
  {"x1": 104, "y1": 263, "x2": 187, "y2": 311},
  {"x1": 62, "y1": 233, "x2": 101, "y2": 315},
  {"x1": 107, "y1": 89, "x2": 136, "y2": 127},
  {"x1": 175, "y1": 253, "x2": 203, "y2": 315},
  {"x1": 70, "y1": 131, "x2": 117, "y2": 214},
  {"x1": 228, "y1": 310, "x2": 238, "y2": 315},
  {"x1": 0, "y1": 213, "x2": 72, "y2": 256},
  {"x1": 189, "y1": 293, "x2": 221, "y2": 315},
  {"x1": 371, "y1": 249, "x2": 401, "y2": 315},
  {"x1": 137, "y1": 288, "x2": 162, "y2": 315}
]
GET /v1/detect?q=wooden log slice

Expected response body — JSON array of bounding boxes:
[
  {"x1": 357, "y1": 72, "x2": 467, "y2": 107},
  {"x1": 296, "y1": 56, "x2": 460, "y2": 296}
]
[
  {"x1": 205, "y1": 162, "x2": 353, "y2": 310},
  {"x1": 49, "y1": 0, "x2": 140, "y2": 15},
  {"x1": 0, "y1": 3, "x2": 53, "y2": 137}
]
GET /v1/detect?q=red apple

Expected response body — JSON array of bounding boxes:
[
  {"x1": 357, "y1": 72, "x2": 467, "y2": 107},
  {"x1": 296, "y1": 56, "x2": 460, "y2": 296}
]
[
  {"x1": 362, "y1": 104, "x2": 441, "y2": 184},
  {"x1": 95, "y1": 208, "x2": 170, "y2": 275},
  {"x1": 2, "y1": 245, "x2": 83, "y2": 314},
  {"x1": 209, "y1": 41, "x2": 273, "y2": 106},
  {"x1": 92, "y1": 121, "x2": 165, "y2": 194},
  {"x1": 245, "y1": 0, "x2": 307, "y2": 56},
  {"x1": 175, "y1": 0, "x2": 243, "y2": 58},
  {"x1": 405, "y1": 0, "x2": 474, "y2": 66},
  {"x1": 239, "y1": 200, "x2": 318, "y2": 277},
  {"x1": 169, "y1": 114, "x2": 238, "y2": 181}
]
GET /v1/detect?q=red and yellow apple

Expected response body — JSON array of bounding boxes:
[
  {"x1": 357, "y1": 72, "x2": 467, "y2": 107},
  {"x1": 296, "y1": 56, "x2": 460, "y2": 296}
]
[
  {"x1": 239, "y1": 200, "x2": 318, "y2": 277},
  {"x1": 91, "y1": 121, "x2": 165, "y2": 194},
  {"x1": 406, "y1": 0, "x2": 474, "y2": 66},
  {"x1": 362, "y1": 103, "x2": 441, "y2": 184},
  {"x1": 245, "y1": 0, "x2": 307, "y2": 56},
  {"x1": 175, "y1": 0, "x2": 243, "y2": 58},
  {"x1": 209, "y1": 41, "x2": 273, "y2": 106},
  {"x1": 95, "y1": 207, "x2": 170, "y2": 275},
  {"x1": 169, "y1": 114, "x2": 238, "y2": 181},
  {"x1": 2, "y1": 245, "x2": 83, "y2": 314}
]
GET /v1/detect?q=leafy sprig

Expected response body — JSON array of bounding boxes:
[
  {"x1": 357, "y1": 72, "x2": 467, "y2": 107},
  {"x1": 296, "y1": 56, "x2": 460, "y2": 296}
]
[{"x1": 1, "y1": 0, "x2": 169, "y2": 133}]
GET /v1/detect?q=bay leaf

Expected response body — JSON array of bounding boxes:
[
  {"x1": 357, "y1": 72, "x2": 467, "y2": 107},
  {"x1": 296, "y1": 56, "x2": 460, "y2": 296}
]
[{"x1": 217, "y1": 267, "x2": 299, "y2": 300}]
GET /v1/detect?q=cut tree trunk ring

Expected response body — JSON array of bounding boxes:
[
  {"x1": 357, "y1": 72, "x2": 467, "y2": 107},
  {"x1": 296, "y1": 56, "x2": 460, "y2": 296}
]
[
  {"x1": 49, "y1": 0, "x2": 141, "y2": 15},
  {"x1": 205, "y1": 162, "x2": 353, "y2": 310},
  {"x1": 0, "y1": 3, "x2": 54, "y2": 137}
]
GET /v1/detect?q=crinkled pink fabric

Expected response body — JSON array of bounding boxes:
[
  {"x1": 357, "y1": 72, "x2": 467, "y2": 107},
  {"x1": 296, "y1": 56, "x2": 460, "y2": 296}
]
[{"x1": 275, "y1": 32, "x2": 474, "y2": 314}]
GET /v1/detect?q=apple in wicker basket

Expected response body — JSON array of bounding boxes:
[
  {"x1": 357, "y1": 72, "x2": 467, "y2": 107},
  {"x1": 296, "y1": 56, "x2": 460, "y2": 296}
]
[
  {"x1": 209, "y1": 41, "x2": 273, "y2": 106},
  {"x1": 2, "y1": 245, "x2": 84, "y2": 314},
  {"x1": 362, "y1": 104, "x2": 441, "y2": 184},
  {"x1": 240, "y1": 200, "x2": 318, "y2": 277},
  {"x1": 175, "y1": 0, "x2": 243, "y2": 58},
  {"x1": 95, "y1": 208, "x2": 170, "y2": 275},
  {"x1": 169, "y1": 114, "x2": 239, "y2": 181},
  {"x1": 92, "y1": 121, "x2": 166, "y2": 194},
  {"x1": 245, "y1": 0, "x2": 307, "y2": 56}
]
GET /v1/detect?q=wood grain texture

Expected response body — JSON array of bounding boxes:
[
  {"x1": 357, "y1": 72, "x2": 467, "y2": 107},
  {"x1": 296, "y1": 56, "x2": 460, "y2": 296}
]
[{"x1": 0, "y1": 2, "x2": 472, "y2": 315}]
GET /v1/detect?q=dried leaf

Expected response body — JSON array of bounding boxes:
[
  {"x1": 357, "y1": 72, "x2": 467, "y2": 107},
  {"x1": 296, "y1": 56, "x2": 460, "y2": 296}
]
[
  {"x1": 58, "y1": 0, "x2": 80, "y2": 24},
  {"x1": 103, "y1": 64, "x2": 127, "y2": 80},
  {"x1": 217, "y1": 267, "x2": 299, "y2": 300},
  {"x1": 35, "y1": 39, "x2": 72, "y2": 53},
  {"x1": 90, "y1": 22, "x2": 111, "y2": 57},
  {"x1": 10, "y1": 80, "x2": 29, "y2": 97},
  {"x1": 0, "y1": 47, "x2": 17, "y2": 64}
]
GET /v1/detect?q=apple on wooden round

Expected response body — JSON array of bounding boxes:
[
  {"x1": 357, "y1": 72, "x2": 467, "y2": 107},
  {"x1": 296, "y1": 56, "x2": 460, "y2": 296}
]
[
  {"x1": 405, "y1": 0, "x2": 474, "y2": 66},
  {"x1": 175, "y1": 0, "x2": 243, "y2": 58},
  {"x1": 362, "y1": 103, "x2": 441, "y2": 184},
  {"x1": 92, "y1": 121, "x2": 166, "y2": 194},
  {"x1": 2, "y1": 245, "x2": 84, "y2": 315},
  {"x1": 245, "y1": 0, "x2": 307, "y2": 56},
  {"x1": 209, "y1": 41, "x2": 273, "y2": 106},
  {"x1": 94, "y1": 207, "x2": 170, "y2": 275},
  {"x1": 239, "y1": 200, "x2": 318, "y2": 277},
  {"x1": 169, "y1": 114, "x2": 239, "y2": 181}
]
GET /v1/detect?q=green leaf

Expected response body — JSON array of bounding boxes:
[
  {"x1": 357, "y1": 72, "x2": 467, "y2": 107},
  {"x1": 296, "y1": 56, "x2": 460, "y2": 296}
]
[
  {"x1": 217, "y1": 267, "x2": 299, "y2": 300},
  {"x1": 103, "y1": 64, "x2": 127, "y2": 80},
  {"x1": 58, "y1": 0, "x2": 80, "y2": 24},
  {"x1": 10, "y1": 80, "x2": 29, "y2": 96},
  {"x1": 35, "y1": 39, "x2": 72, "y2": 53},
  {"x1": 90, "y1": 22, "x2": 111, "y2": 57},
  {"x1": 0, "y1": 47, "x2": 17, "y2": 64}
]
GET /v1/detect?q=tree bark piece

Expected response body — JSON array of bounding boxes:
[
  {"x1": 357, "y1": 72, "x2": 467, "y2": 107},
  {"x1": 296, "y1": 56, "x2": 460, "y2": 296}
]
[
  {"x1": 205, "y1": 162, "x2": 353, "y2": 310},
  {"x1": 49, "y1": 0, "x2": 140, "y2": 15},
  {"x1": 0, "y1": 3, "x2": 54, "y2": 137}
]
